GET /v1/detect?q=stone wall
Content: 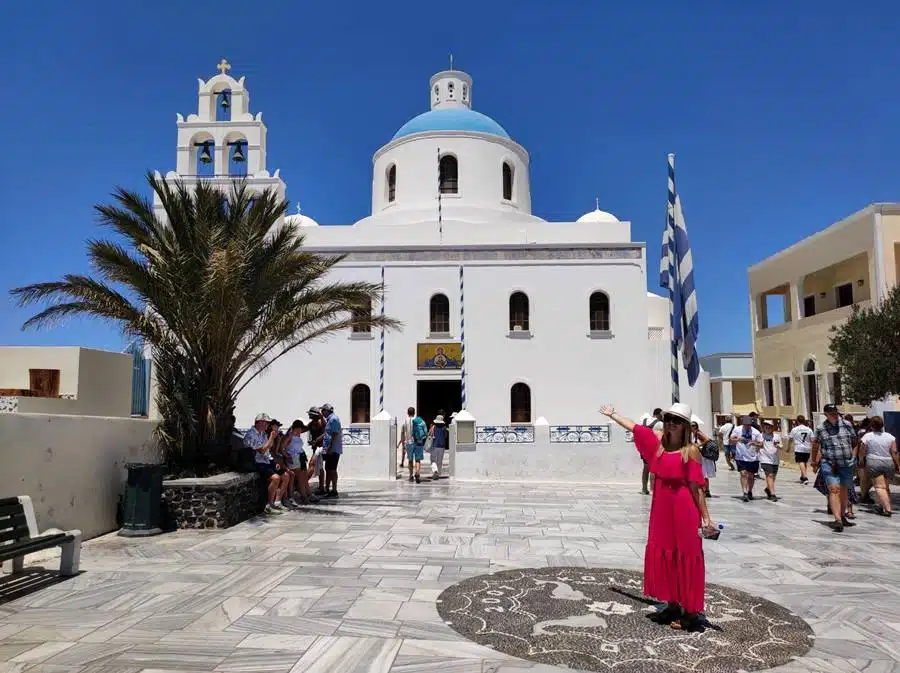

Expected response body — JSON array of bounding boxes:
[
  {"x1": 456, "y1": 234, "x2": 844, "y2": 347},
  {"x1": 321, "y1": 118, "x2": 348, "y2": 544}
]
[{"x1": 163, "y1": 472, "x2": 262, "y2": 529}]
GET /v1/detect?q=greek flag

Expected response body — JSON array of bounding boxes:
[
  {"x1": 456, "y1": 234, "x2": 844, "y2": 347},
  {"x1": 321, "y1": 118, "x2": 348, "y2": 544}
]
[{"x1": 659, "y1": 154, "x2": 700, "y2": 399}]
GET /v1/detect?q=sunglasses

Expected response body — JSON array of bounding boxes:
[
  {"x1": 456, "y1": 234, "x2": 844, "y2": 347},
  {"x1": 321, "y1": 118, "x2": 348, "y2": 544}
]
[{"x1": 663, "y1": 414, "x2": 687, "y2": 424}]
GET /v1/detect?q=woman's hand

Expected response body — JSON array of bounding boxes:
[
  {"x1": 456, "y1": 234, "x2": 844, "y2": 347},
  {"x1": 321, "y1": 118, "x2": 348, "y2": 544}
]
[{"x1": 599, "y1": 405, "x2": 615, "y2": 417}]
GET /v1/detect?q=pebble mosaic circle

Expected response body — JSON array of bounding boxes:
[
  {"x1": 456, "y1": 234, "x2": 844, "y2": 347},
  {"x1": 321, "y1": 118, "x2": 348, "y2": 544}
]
[{"x1": 436, "y1": 567, "x2": 814, "y2": 672}]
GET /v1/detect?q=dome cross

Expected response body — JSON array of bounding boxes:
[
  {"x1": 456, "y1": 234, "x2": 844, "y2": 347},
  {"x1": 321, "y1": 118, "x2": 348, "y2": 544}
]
[{"x1": 216, "y1": 58, "x2": 231, "y2": 75}]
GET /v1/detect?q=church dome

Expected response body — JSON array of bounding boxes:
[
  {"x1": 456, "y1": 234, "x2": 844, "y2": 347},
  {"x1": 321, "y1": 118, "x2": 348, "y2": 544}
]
[
  {"x1": 284, "y1": 213, "x2": 319, "y2": 227},
  {"x1": 392, "y1": 108, "x2": 510, "y2": 141},
  {"x1": 576, "y1": 207, "x2": 620, "y2": 224}
]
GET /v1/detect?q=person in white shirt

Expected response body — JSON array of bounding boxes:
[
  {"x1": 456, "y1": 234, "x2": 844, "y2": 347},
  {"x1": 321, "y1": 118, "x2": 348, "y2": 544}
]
[
  {"x1": 788, "y1": 415, "x2": 813, "y2": 484},
  {"x1": 730, "y1": 416, "x2": 763, "y2": 502},
  {"x1": 860, "y1": 415, "x2": 899, "y2": 517},
  {"x1": 717, "y1": 417, "x2": 737, "y2": 471},
  {"x1": 759, "y1": 420, "x2": 782, "y2": 501}
]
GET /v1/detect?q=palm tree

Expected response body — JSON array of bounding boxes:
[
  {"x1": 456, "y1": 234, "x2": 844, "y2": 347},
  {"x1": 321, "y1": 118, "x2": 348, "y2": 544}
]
[{"x1": 11, "y1": 174, "x2": 399, "y2": 475}]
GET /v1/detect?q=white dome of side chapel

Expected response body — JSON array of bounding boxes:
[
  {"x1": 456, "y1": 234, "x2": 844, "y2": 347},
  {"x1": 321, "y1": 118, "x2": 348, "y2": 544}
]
[
  {"x1": 577, "y1": 202, "x2": 620, "y2": 224},
  {"x1": 284, "y1": 213, "x2": 319, "y2": 227}
]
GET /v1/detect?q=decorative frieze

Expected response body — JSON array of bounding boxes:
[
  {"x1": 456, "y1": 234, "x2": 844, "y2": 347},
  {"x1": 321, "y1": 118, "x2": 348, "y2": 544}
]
[
  {"x1": 550, "y1": 425, "x2": 611, "y2": 443},
  {"x1": 476, "y1": 425, "x2": 535, "y2": 443},
  {"x1": 310, "y1": 245, "x2": 642, "y2": 264},
  {"x1": 343, "y1": 426, "x2": 371, "y2": 446}
]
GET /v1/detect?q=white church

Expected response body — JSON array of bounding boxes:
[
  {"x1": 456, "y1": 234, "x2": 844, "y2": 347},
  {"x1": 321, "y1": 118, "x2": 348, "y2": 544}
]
[{"x1": 153, "y1": 61, "x2": 710, "y2": 468}]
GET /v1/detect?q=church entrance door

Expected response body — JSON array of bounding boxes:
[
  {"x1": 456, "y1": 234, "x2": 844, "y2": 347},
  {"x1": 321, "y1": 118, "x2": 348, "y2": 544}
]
[{"x1": 416, "y1": 380, "x2": 461, "y2": 428}]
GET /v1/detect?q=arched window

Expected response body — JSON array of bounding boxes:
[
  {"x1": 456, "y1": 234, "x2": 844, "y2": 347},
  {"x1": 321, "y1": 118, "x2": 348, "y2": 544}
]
[
  {"x1": 589, "y1": 292, "x2": 610, "y2": 332},
  {"x1": 430, "y1": 293, "x2": 450, "y2": 334},
  {"x1": 351, "y1": 384, "x2": 371, "y2": 423},
  {"x1": 502, "y1": 162, "x2": 513, "y2": 201},
  {"x1": 351, "y1": 298, "x2": 372, "y2": 334},
  {"x1": 509, "y1": 292, "x2": 529, "y2": 332},
  {"x1": 511, "y1": 383, "x2": 532, "y2": 423},
  {"x1": 439, "y1": 155, "x2": 458, "y2": 194},
  {"x1": 387, "y1": 164, "x2": 397, "y2": 203}
]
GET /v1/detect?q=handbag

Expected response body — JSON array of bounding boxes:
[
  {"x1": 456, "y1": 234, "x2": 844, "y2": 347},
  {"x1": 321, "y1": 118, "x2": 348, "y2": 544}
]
[{"x1": 699, "y1": 439, "x2": 719, "y2": 462}]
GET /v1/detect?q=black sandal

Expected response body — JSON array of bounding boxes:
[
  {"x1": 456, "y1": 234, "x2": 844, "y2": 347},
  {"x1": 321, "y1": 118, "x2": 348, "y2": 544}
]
[{"x1": 647, "y1": 604, "x2": 682, "y2": 625}]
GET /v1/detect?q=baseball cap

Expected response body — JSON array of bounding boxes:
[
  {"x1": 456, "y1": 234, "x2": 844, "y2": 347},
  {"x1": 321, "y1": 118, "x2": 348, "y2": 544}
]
[
  {"x1": 321, "y1": 403, "x2": 334, "y2": 413},
  {"x1": 254, "y1": 413, "x2": 271, "y2": 423},
  {"x1": 823, "y1": 404, "x2": 839, "y2": 415}
]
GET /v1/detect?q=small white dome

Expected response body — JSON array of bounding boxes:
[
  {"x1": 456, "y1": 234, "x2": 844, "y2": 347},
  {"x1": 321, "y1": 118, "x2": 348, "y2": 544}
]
[
  {"x1": 285, "y1": 213, "x2": 320, "y2": 227},
  {"x1": 577, "y1": 207, "x2": 620, "y2": 224}
]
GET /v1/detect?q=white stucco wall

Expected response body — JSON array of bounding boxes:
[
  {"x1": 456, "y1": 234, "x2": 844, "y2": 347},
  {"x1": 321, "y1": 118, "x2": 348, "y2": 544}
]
[
  {"x1": 236, "y1": 253, "x2": 648, "y2": 429},
  {"x1": 371, "y1": 133, "x2": 534, "y2": 224},
  {"x1": 0, "y1": 413, "x2": 159, "y2": 539}
]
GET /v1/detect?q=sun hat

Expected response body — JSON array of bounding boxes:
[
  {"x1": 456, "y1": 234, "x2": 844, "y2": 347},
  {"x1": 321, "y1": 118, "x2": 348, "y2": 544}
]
[
  {"x1": 307, "y1": 406, "x2": 321, "y2": 416},
  {"x1": 664, "y1": 402, "x2": 692, "y2": 423},
  {"x1": 433, "y1": 415, "x2": 445, "y2": 424},
  {"x1": 255, "y1": 413, "x2": 271, "y2": 423},
  {"x1": 762, "y1": 418, "x2": 775, "y2": 427},
  {"x1": 741, "y1": 415, "x2": 753, "y2": 425},
  {"x1": 690, "y1": 414, "x2": 704, "y2": 427}
]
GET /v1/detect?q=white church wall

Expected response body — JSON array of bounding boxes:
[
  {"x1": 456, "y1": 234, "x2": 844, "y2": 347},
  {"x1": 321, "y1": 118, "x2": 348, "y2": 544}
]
[{"x1": 371, "y1": 133, "x2": 533, "y2": 221}]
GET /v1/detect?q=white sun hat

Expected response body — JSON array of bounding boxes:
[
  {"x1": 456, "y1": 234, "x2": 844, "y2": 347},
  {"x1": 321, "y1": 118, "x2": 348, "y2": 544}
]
[
  {"x1": 664, "y1": 402, "x2": 692, "y2": 423},
  {"x1": 690, "y1": 414, "x2": 704, "y2": 427}
]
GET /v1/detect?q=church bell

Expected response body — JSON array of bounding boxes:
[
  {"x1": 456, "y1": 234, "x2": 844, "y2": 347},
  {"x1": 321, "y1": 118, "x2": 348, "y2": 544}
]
[
  {"x1": 220, "y1": 91, "x2": 230, "y2": 110},
  {"x1": 232, "y1": 143, "x2": 246, "y2": 163},
  {"x1": 199, "y1": 143, "x2": 212, "y2": 164}
]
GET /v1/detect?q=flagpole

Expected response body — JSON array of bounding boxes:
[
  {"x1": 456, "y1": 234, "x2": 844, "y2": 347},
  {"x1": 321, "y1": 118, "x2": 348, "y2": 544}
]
[
  {"x1": 437, "y1": 147, "x2": 443, "y2": 243},
  {"x1": 667, "y1": 153, "x2": 680, "y2": 404}
]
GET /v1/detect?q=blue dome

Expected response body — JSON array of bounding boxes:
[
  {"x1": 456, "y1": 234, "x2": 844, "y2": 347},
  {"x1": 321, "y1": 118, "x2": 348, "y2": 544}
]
[{"x1": 392, "y1": 108, "x2": 510, "y2": 140}]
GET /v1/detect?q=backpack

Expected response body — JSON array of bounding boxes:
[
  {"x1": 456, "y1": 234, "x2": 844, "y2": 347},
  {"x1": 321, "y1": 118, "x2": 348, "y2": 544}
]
[{"x1": 411, "y1": 416, "x2": 428, "y2": 445}]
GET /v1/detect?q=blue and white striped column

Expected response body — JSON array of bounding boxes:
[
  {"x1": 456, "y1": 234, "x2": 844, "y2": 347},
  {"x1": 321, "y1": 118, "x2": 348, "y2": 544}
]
[
  {"x1": 667, "y1": 153, "x2": 680, "y2": 404},
  {"x1": 459, "y1": 264, "x2": 467, "y2": 409},
  {"x1": 379, "y1": 265, "x2": 385, "y2": 412}
]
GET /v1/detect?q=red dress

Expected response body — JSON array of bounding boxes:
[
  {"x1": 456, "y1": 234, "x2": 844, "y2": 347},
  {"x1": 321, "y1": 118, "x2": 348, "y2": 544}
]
[{"x1": 633, "y1": 424, "x2": 706, "y2": 614}]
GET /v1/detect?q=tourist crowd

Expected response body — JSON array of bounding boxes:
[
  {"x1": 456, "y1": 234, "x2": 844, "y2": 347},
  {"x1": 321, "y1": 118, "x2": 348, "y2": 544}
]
[{"x1": 242, "y1": 404, "x2": 343, "y2": 515}]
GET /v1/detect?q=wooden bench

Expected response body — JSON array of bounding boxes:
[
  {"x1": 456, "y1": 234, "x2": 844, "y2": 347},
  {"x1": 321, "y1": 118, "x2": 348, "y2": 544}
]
[{"x1": 0, "y1": 496, "x2": 82, "y2": 577}]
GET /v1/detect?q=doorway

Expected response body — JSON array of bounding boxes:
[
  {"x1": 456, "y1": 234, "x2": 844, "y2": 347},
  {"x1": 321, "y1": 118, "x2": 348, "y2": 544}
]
[{"x1": 416, "y1": 379, "x2": 461, "y2": 427}]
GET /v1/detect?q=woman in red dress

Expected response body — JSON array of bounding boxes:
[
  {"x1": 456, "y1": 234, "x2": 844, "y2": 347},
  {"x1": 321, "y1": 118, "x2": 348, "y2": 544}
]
[{"x1": 600, "y1": 402, "x2": 716, "y2": 631}]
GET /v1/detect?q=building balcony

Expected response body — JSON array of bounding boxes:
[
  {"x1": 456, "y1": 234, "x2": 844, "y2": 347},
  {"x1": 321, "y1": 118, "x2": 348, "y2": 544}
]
[{"x1": 755, "y1": 301, "x2": 869, "y2": 338}]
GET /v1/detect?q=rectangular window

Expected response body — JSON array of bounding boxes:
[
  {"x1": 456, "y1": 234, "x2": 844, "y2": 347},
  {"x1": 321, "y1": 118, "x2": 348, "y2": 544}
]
[
  {"x1": 781, "y1": 377, "x2": 792, "y2": 406},
  {"x1": 803, "y1": 295, "x2": 816, "y2": 317},
  {"x1": 831, "y1": 372, "x2": 843, "y2": 405},
  {"x1": 351, "y1": 300, "x2": 372, "y2": 334},
  {"x1": 763, "y1": 378, "x2": 775, "y2": 407},
  {"x1": 835, "y1": 282, "x2": 853, "y2": 308}
]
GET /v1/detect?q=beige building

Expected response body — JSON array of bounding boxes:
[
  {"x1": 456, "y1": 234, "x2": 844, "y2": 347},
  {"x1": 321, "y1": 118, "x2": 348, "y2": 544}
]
[
  {"x1": 699, "y1": 353, "x2": 757, "y2": 424},
  {"x1": 748, "y1": 203, "x2": 900, "y2": 424},
  {"x1": 0, "y1": 346, "x2": 135, "y2": 418}
]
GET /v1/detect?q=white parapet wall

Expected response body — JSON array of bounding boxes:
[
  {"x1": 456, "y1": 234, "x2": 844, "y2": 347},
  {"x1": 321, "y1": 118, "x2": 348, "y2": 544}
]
[
  {"x1": 453, "y1": 422, "x2": 643, "y2": 483},
  {"x1": 0, "y1": 413, "x2": 159, "y2": 539}
]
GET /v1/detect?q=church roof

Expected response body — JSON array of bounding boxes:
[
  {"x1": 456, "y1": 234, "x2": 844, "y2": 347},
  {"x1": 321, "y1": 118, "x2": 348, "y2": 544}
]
[{"x1": 392, "y1": 108, "x2": 510, "y2": 140}]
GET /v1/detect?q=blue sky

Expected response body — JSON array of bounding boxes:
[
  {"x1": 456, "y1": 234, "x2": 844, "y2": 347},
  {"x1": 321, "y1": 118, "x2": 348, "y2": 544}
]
[{"x1": 2, "y1": 1, "x2": 898, "y2": 355}]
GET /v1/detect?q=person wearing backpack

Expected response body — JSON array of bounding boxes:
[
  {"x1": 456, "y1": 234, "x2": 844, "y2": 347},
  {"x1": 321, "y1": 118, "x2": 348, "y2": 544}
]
[{"x1": 402, "y1": 406, "x2": 428, "y2": 484}]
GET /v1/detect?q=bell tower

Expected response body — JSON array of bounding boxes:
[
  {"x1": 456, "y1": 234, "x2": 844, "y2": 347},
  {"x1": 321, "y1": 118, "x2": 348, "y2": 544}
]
[{"x1": 154, "y1": 59, "x2": 286, "y2": 217}]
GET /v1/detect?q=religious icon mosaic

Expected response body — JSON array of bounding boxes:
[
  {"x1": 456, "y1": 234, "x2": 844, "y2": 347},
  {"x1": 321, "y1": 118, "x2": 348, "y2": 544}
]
[
  {"x1": 437, "y1": 567, "x2": 814, "y2": 672},
  {"x1": 417, "y1": 342, "x2": 462, "y2": 370}
]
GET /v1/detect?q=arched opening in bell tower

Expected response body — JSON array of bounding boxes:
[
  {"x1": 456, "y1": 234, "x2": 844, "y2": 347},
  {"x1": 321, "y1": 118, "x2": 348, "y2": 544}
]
[{"x1": 215, "y1": 89, "x2": 232, "y2": 122}]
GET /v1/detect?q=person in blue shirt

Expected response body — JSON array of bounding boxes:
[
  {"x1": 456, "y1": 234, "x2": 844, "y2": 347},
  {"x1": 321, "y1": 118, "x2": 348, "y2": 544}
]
[{"x1": 321, "y1": 403, "x2": 343, "y2": 498}]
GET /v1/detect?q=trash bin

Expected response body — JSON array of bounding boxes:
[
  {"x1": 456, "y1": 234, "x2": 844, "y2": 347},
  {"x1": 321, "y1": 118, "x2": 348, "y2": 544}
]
[{"x1": 118, "y1": 463, "x2": 165, "y2": 537}]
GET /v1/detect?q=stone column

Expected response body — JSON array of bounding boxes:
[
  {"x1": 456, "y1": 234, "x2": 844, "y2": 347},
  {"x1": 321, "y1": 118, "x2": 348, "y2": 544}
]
[{"x1": 720, "y1": 380, "x2": 734, "y2": 416}]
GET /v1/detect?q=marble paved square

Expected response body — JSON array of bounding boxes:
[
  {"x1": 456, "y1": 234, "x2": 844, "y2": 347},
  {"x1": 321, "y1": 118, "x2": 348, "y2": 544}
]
[{"x1": 1, "y1": 470, "x2": 899, "y2": 673}]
